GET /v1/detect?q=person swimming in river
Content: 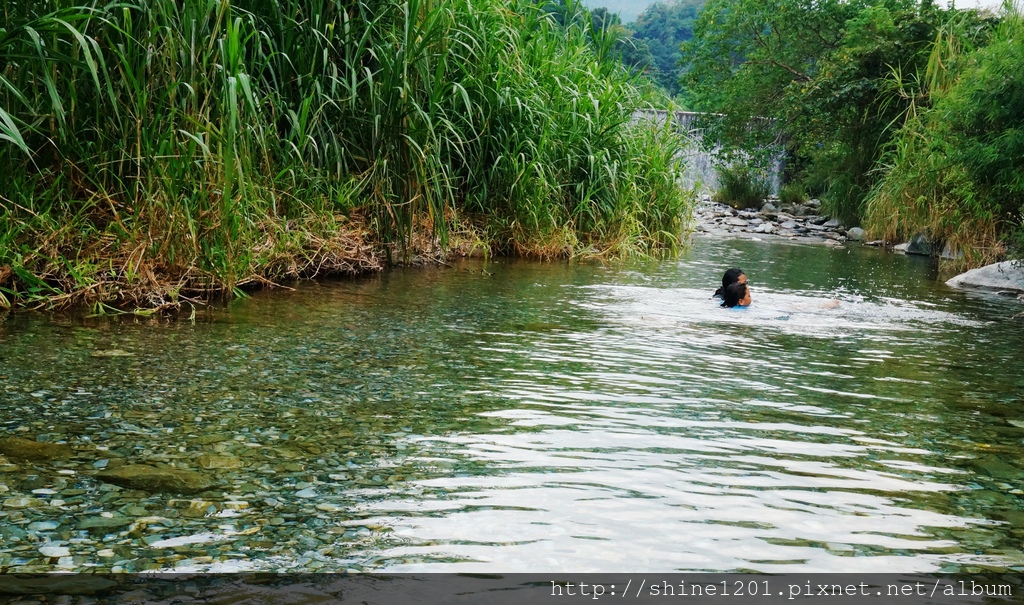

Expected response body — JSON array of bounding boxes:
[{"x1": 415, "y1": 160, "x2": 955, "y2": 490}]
[
  {"x1": 713, "y1": 268, "x2": 750, "y2": 307},
  {"x1": 722, "y1": 281, "x2": 751, "y2": 308},
  {"x1": 713, "y1": 267, "x2": 838, "y2": 309}
]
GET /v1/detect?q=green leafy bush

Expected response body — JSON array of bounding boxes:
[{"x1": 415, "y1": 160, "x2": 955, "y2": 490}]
[
  {"x1": 779, "y1": 182, "x2": 806, "y2": 208},
  {"x1": 714, "y1": 165, "x2": 770, "y2": 209}
]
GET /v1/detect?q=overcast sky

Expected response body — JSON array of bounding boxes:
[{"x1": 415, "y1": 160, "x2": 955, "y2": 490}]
[
  {"x1": 945, "y1": 0, "x2": 1006, "y2": 9},
  {"x1": 583, "y1": 0, "x2": 1009, "y2": 24}
]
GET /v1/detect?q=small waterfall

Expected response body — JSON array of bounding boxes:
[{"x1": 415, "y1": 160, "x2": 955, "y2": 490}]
[{"x1": 632, "y1": 109, "x2": 784, "y2": 195}]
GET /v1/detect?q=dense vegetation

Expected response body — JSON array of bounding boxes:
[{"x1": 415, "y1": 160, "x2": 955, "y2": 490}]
[
  {"x1": 684, "y1": 0, "x2": 1023, "y2": 265},
  {"x1": 865, "y1": 8, "x2": 1024, "y2": 265},
  {"x1": 625, "y1": 0, "x2": 702, "y2": 97},
  {"x1": 0, "y1": 0, "x2": 691, "y2": 311}
]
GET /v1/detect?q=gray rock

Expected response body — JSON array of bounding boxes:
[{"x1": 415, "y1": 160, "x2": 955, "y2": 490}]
[
  {"x1": 941, "y1": 242, "x2": 964, "y2": 260},
  {"x1": 894, "y1": 242, "x2": 910, "y2": 253},
  {"x1": 805, "y1": 198, "x2": 822, "y2": 208},
  {"x1": 27, "y1": 521, "x2": 60, "y2": 532},
  {"x1": 823, "y1": 219, "x2": 842, "y2": 229},
  {"x1": 809, "y1": 215, "x2": 828, "y2": 225},
  {"x1": 753, "y1": 222, "x2": 775, "y2": 234},
  {"x1": 846, "y1": 227, "x2": 866, "y2": 241},
  {"x1": 96, "y1": 465, "x2": 215, "y2": 494},
  {"x1": 780, "y1": 220, "x2": 798, "y2": 229},
  {"x1": 946, "y1": 261, "x2": 1024, "y2": 294},
  {"x1": 38, "y1": 545, "x2": 71, "y2": 558},
  {"x1": 725, "y1": 217, "x2": 749, "y2": 227},
  {"x1": 906, "y1": 232, "x2": 932, "y2": 256},
  {"x1": 760, "y1": 202, "x2": 778, "y2": 214}
]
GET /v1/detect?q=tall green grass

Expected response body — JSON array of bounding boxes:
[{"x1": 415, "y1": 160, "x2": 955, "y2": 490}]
[
  {"x1": 865, "y1": 5, "x2": 1020, "y2": 267},
  {"x1": 713, "y1": 164, "x2": 770, "y2": 210},
  {"x1": 0, "y1": 0, "x2": 690, "y2": 309}
]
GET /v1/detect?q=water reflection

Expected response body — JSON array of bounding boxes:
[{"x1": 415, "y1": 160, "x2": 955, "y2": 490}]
[{"x1": 0, "y1": 240, "x2": 1022, "y2": 573}]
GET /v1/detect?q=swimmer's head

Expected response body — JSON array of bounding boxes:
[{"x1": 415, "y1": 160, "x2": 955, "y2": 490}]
[
  {"x1": 722, "y1": 281, "x2": 750, "y2": 308},
  {"x1": 715, "y1": 268, "x2": 746, "y2": 298},
  {"x1": 723, "y1": 268, "x2": 745, "y2": 288}
]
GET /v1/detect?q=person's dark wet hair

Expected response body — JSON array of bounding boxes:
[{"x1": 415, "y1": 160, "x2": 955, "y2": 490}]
[
  {"x1": 722, "y1": 281, "x2": 749, "y2": 308},
  {"x1": 713, "y1": 268, "x2": 745, "y2": 300}
]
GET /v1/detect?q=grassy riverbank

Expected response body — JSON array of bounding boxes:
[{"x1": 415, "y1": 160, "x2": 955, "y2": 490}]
[{"x1": 0, "y1": 0, "x2": 691, "y2": 311}]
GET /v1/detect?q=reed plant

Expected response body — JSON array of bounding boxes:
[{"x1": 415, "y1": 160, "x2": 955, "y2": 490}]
[
  {"x1": 713, "y1": 164, "x2": 770, "y2": 210},
  {"x1": 779, "y1": 182, "x2": 805, "y2": 208},
  {"x1": 865, "y1": 6, "x2": 1019, "y2": 267},
  {"x1": 0, "y1": 0, "x2": 690, "y2": 310}
]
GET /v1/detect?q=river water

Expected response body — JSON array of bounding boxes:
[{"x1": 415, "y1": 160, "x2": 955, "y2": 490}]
[{"x1": 0, "y1": 239, "x2": 1023, "y2": 574}]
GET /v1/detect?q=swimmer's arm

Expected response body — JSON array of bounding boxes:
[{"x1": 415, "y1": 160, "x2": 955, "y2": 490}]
[{"x1": 785, "y1": 299, "x2": 841, "y2": 310}]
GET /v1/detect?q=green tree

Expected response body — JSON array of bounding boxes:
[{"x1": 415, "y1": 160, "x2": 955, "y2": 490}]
[
  {"x1": 684, "y1": 0, "x2": 953, "y2": 224},
  {"x1": 627, "y1": 0, "x2": 703, "y2": 96}
]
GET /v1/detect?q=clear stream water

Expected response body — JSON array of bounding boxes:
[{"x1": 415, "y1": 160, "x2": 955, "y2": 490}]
[{"x1": 1, "y1": 239, "x2": 1023, "y2": 574}]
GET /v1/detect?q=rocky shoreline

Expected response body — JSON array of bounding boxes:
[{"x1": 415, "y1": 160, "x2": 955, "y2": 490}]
[
  {"x1": 692, "y1": 195, "x2": 1024, "y2": 313},
  {"x1": 691, "y1": 195, "x2": 867, "y2": 247}
]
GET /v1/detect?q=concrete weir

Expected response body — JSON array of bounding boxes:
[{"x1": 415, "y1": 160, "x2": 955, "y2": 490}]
[{"x1": 632, "y1": 109, "x2": 785, "y2": 195}]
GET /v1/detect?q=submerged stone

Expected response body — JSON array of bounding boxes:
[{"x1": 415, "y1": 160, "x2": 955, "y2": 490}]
[
  {"x1": 0, "y1": 576, "x2": 118, "y2": 595},
  {"x1": 196, "y1": 453, "x2": 243, "y2": 470},
  {"x1": 78, "y1": 516, "x2": 133, "y2": 534},
  {"x1": 38, "y1": 546, "x2": 71, "y2": 558},
  {"x1": 96, "y1": 465, "x2": 215, "y2": 494},
  {"x1": 3, "y1": 497, "x2": 46, "y2": 509},
  {"x1": 0, "y1": 437, "x2": 73, "y2": 461},
  {"x1": 27, "y1": 521, "x2": 60, "y2": 532},
  {"x1": 195, "y1": 433, "x2": 232, "y2": 445},
  {"x1": 90, "y1": 349, "x2": 133, "y2": 358}
]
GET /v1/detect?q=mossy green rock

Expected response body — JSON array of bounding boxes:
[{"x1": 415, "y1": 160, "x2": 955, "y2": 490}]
[
  {"x1": 0, "y1": 437, "x2": 73, "y2": 461},
  {"x1": 96, "y1": 465, "x2": 215, "y2": 494},
  {"x1": 77, "y1": 516, "x2": 133, "y2": 534},
  {"x1": 0, "y1": 576, "x2": 119, "y2": 595},
  {"x1": 196, "y1": 453, "x2": 243, "y2": 470}
]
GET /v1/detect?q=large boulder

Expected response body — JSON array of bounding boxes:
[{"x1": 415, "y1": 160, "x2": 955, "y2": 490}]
[
  {"x1": 0, "y1": 576, "x2": 118, "y2": 596},
  {"x1": 906, "y1": 233, "x2": 933, "y2": 256},
  {"x1": 96, "y1": 465, "x2": 216, "y2": 494},
  {"x1": 0, "y1": 437, "x2": 73, "y2": 461},
  {"x1": 946, "y1": 261, "x2": 1024, "y2": 294}
]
